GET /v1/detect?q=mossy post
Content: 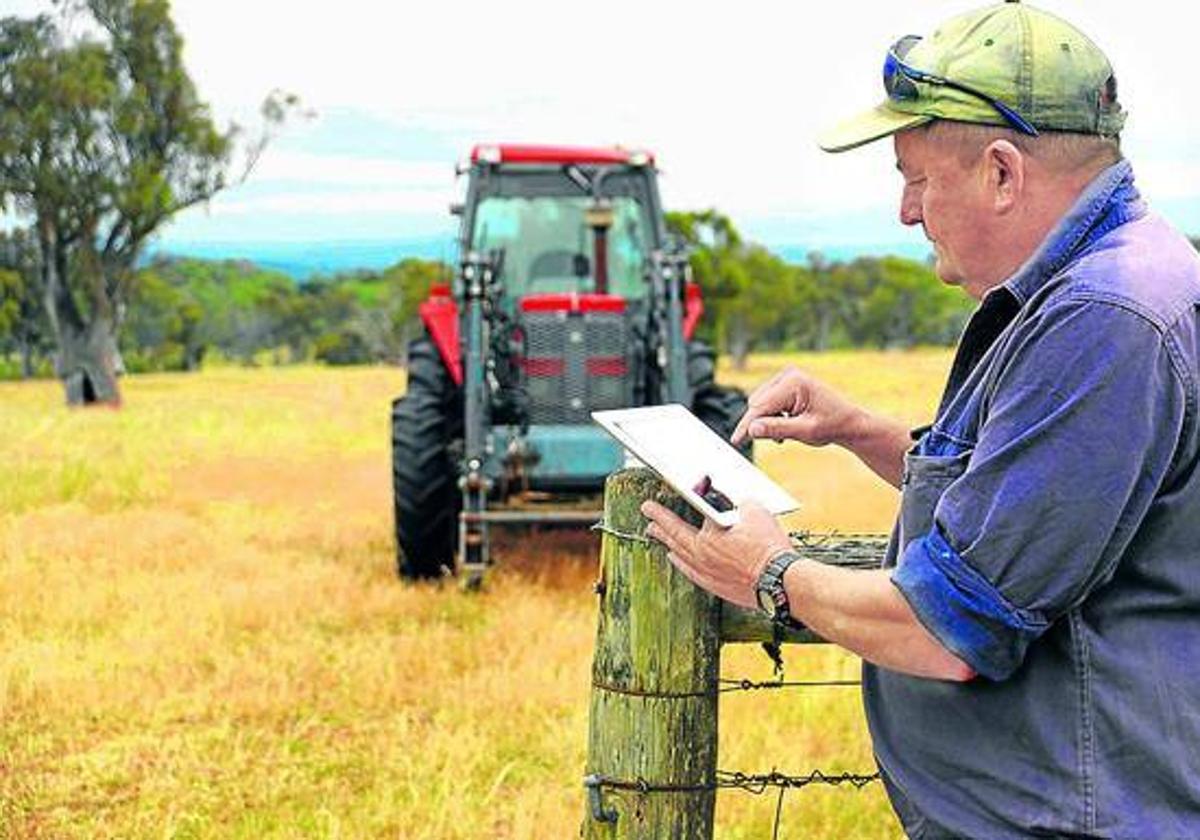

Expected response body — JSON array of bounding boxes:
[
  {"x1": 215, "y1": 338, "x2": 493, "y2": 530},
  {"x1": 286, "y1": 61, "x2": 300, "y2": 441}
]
[{"x1": 582, "y1": 468, "x2": 720, "y2": 839}]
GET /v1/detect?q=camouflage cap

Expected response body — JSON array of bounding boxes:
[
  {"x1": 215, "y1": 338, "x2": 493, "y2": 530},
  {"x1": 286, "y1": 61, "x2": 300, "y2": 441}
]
[{"x1": 819, "y1": 1, "x2": 1126, "y2": 153}]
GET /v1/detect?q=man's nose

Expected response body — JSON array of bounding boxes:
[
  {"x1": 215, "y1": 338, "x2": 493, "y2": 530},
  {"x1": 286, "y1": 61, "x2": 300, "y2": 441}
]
[{"x1": 899, "y1": 192, "x2": 922, "y2": 226}]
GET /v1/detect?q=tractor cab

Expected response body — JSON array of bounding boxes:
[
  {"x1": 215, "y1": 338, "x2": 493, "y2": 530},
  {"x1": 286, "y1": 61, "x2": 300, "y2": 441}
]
[
  {"x1": 457, "y1": 146, "x2": 669, "y2": 430},
  {"x1": 463, "y1": 146, "x2": 658, "y2": 302}
]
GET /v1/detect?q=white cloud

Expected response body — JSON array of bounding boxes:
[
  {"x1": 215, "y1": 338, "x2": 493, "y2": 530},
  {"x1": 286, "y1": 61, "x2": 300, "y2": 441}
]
[
  {"x1": 1136, "y1": 160, "x2": 1200, "y2": 202},
  {"x1": 211, "y1": 188, "x2": 448, "y2": 217},
  {"x1": 4, "y1": 0, "x2": 1198, "y2": 245},
  {"x1": 250, "y1": 150, "x2": 451, "y2": 189}
]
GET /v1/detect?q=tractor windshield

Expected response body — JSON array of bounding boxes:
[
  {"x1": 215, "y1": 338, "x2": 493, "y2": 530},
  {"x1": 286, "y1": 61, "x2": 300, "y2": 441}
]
[{"x1": 470, "y1": 195, "x2": 650, "y2": 299}]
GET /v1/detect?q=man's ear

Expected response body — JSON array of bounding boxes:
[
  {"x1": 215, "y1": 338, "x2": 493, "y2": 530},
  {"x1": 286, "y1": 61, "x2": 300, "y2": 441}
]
[{"x1": 982, "y1": 140, "x2": 1025, "y2": 213}]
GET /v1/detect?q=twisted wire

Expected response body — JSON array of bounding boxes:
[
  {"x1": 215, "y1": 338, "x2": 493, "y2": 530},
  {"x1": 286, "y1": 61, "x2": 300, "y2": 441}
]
[{"x1": 590, "y1": 767, "x2": 880, "y2": 796}]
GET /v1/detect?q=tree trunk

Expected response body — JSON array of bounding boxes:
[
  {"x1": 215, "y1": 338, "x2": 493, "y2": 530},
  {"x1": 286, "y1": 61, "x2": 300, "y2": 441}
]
[
  {"x1": 38, "y1": 221, "x2": 122, "y2": 407},
  {"x1": 399, "y1": 321, "x2": 412, "y2": 368},
  {"x1": 183, "y1": 343, "x2": 204, "y2": 372},
  {"x1": 727, "y1": 316, "x2": 751, "y2": 371},
  {"x1": 815, "y1": 305, "x2": 834, "y2": 351},
  {"x1": 58, "y1": 314, "x2": 121, "y2": 406},
  {"x1": 19, "y1": 336, "x2": 34, "y2": 379}
]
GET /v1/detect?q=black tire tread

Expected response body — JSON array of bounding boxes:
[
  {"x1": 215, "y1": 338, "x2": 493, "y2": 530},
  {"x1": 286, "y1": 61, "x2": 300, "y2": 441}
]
[{"x1": 392, "y1": 337, "x2": 462, "y2": 578}]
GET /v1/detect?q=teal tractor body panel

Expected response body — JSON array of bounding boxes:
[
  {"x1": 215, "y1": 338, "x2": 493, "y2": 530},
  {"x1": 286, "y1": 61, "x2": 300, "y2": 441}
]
[{"x1": 484, "y1": 424, "x2": 626, "y2": 488}]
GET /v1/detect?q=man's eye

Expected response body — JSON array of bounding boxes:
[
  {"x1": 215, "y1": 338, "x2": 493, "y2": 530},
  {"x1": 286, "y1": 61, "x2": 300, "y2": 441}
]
[{"x1": 905, "y1": 177, "x2": 927, "y2": 187}]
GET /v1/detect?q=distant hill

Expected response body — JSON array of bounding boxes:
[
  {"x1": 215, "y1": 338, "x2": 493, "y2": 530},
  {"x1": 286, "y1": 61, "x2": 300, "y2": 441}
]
[
  {"x1": 151, "y1": 237, "x2": 933, "y2": 279},
  {"x1": 148, "y1": 237, "x2": 457, "y2": 280},
  {"x1": 774, "y1": 241, "x2": 932, "y2": 266}
]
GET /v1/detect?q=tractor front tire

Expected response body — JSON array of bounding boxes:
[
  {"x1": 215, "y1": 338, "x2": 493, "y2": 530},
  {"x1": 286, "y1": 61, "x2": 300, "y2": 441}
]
[
  {"x1": 392, "y1": 337, "x2": 462, "y2": 579},
  {"x1": 688, "y1": 341, "x2": 752, "y2": 458}
]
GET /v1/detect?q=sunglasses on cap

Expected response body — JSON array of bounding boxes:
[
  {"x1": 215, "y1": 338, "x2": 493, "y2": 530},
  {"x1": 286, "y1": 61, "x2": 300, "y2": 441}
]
[{"x1": 884, "y1": 35, "x2": 1039, "y2": 137}]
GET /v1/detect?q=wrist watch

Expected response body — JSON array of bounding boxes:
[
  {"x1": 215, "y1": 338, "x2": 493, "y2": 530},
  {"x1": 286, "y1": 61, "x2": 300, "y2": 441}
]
[{"x1": 755, "y1": 549, "x2": 805, "y2": 625}]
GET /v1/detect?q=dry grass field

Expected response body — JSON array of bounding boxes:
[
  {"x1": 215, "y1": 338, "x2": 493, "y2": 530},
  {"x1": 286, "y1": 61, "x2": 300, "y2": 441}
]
[{"x1": 0, "y1": 350, "x2": 951, "y2": 839}]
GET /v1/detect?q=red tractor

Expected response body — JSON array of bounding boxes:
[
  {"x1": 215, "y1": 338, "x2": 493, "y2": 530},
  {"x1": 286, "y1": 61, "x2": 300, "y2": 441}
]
[{"x1": 391, "y1": 144, "x2": 747, "y2": 585}]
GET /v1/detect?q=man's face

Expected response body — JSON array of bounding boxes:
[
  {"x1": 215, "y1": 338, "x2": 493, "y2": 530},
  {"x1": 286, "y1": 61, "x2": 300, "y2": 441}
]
[{"x1": 894, "y1": 129, "x2": 993, "y2": 298}]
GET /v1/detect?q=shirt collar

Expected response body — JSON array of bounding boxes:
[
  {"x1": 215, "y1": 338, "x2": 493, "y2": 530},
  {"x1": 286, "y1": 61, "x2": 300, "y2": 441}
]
[{"x1": 1003, "y1": 160, "x2": 1144, "y2": 304}]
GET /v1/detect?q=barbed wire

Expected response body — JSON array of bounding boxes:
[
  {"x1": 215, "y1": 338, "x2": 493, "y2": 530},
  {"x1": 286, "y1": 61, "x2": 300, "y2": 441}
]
[
  {"x1": 585, "y1": 767, "x2": 881, "y2": 837},
  {"x1": 591, "y1": 519, "x2": 889, "y2": 565},
  {"x1": 719, "y1": 677, "x2": 861, "y2": 692},
  {"x1": 589, "y1": 768, "x2": 880, "y2": 796},
  {"x1": 588, "y1": 669, "x2": 881, "y2": 836},
  {"x1": 787, "y1": 531, "x2": 890, "y2": 569},
  {"x1": 589, "y1": 520, "x2": 653, "y2": 544}
]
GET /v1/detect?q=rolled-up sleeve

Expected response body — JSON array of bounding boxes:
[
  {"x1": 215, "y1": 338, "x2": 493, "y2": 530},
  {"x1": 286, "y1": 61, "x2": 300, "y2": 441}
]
[{"x1": 893, "y1": 297, "x2": 1187, "y2": 681}]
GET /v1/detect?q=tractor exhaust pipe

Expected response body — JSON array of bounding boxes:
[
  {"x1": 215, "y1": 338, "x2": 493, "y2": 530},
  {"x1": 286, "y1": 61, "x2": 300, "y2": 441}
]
[{"x1": 585, "y1": 199, "x2": 614, "y2": 295}]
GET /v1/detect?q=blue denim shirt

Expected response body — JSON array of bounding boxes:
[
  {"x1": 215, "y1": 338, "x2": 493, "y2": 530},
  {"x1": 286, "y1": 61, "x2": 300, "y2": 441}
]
[{"x1": 864, "y1": 160, "x2": 1200, "y2": 839}]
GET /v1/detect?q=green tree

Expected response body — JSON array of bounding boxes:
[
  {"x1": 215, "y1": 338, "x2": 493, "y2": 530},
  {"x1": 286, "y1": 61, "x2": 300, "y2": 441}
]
[
  {"x1": 0, "y1": 266, "x2": 20, "y2": 351},
  {"x1": 720, "y1": 244, "x2": 798, "y2": 366},
  {"x1": 829, "y1": 256, "x2": 971, "y2": 348},
  {"x1": 121, "y1": 265, "x2": 205, "y2": 371},
  {"x1": 789, "y1": 256, "x2": 844, "y2": 350},
  {"x1": 667, "y1": 209, "x2": 798, "y2": 368},
  {"x1": 0, "y1": 1, "x2": 292, "y2": 405},
  {"x1": 380, "y1": 257, "x2": 447, "y2": 361},
  {"x1": 0, "y1": 227, "x2": 49, "y2": 377}
]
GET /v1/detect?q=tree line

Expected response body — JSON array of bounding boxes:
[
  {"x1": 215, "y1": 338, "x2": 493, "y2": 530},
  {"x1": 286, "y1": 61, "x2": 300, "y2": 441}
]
[
  {"x1": 5, "y1": 205, "x2": 1198, "y2": 384},
  {"x1": 2, "y1": 210, "x2": 1009, "y2": 380},
  {"x1": 0, "y1": 232, "x2": 443, "y2": 379},
  {"x1": 667, "y1": 210, "x2": 978, "y2": 367}
]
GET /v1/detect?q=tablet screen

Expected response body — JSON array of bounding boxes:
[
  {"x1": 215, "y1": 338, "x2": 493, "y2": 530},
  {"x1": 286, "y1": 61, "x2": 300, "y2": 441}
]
[{"x1": 593, "y1": 404, "x2": 799, "y2": 525}]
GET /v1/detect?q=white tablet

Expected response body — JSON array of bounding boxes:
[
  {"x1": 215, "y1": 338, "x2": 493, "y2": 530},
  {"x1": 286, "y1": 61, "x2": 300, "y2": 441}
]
[{"x1": 592, "y1": 403, "x2": 800, "y2": 527}]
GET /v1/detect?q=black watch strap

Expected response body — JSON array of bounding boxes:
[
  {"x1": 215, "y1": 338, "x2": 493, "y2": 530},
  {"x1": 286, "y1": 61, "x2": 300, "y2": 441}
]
[{"x1": 755, "y1": 549, "x2": 805, "y2": 627}]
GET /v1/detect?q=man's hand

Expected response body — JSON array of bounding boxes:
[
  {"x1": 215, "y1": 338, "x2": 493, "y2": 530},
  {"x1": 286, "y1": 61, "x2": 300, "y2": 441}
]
[
  {"x1": 640, "y1": 499, "x2": 792, "y2": 609},
  {"x1": 731, "y1": 365, "x2": 865, "y2": 448}
]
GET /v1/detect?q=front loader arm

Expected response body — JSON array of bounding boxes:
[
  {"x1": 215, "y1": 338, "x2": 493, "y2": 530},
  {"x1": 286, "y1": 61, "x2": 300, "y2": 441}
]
[{"x1": 458, "y1": 251, "x2": 499, "y2": 586}]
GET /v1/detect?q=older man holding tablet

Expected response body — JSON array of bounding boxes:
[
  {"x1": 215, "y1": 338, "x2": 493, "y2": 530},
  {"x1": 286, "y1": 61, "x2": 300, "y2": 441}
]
[{"x1": 641, "y1": 2, "x2": 1200, "y2": 837}]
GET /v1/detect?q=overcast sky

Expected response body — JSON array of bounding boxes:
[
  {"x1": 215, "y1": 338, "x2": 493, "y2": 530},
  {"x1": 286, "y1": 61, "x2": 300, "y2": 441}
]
[{"x1": 2, "y1": 0, "x2": 1198, "y2": 257}]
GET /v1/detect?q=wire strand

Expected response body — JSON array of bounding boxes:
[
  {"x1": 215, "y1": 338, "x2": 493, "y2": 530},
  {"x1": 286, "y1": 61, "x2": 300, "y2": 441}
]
[
  {"x1": 591, "y1": 768, "x2": 881, "y2": 795},
  {"x1": 590, "y1": 521, "x2": 653, "y2": 544},
  {"x1": 718, "y1": 678, "x2": 861, "y2": 693}
]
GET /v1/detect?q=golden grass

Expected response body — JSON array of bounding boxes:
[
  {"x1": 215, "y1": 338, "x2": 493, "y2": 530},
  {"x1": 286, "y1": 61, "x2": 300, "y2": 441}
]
[{"x1": 0, "y1": 351, "x2": 950, "y2": 839}]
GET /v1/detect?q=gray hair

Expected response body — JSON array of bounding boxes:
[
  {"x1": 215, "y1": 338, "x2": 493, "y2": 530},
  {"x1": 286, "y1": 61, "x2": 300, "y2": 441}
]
[{"x1": 926, "y1": 120, "x2": 1122, "y2": 175}]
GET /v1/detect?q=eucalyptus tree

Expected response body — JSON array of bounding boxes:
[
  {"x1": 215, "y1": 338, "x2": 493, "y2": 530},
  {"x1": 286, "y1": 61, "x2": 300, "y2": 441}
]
[{"x1": 0, "y1": 0, "x2": 291, "y2": 404}]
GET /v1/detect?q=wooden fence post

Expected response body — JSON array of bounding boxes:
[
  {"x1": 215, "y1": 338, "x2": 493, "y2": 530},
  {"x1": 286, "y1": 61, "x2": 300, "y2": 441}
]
[{"x1": 582, "y1": 467, "x2": 721, "y2": 839}]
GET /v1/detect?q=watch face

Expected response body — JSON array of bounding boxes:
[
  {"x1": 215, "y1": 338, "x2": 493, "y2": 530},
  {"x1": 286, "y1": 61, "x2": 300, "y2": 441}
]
[{"x1": 756, "y1": 587, "x2": 777, "y2": 617}]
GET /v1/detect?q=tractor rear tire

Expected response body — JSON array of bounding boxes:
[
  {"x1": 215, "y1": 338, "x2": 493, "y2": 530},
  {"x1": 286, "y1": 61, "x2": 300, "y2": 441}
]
[
  {"x1": 392, "y1": 337, "x2": 462, "y2": 579},
  {"x1": 688, "y1": 341, "x2": 752, "y2": 458}
]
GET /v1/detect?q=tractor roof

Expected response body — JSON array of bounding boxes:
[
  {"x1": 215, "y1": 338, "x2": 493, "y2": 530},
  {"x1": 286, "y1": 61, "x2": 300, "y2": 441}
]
[{"x1": 469, "y1": 144, "x2": 655, "y2": 167}]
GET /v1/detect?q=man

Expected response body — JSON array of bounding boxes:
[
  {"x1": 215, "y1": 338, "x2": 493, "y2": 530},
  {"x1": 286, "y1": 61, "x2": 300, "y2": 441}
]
[{"x1": 641, "y1": 2, "x2": 1200, "y2": 837}]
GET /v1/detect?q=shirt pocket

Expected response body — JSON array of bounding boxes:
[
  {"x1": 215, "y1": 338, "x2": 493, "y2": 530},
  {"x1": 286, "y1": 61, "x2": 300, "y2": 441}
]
[{"x1": 896, "y1": 447, "x2": 973, "y2": 558}]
